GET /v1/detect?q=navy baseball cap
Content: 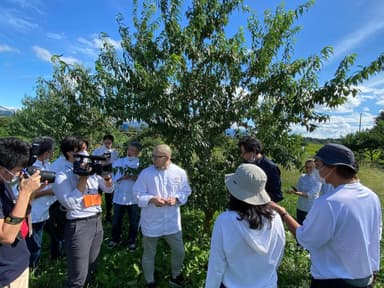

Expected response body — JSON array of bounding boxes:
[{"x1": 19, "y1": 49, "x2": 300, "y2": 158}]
[{"x1": 315, "y1": 143, "x2": 358, "y2": 172}]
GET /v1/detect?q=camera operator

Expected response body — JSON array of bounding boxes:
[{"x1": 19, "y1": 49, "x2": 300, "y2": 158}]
[
  {"x1": 52, "y1": 136, "x2": 114, "y2": 288},
  {"x1": 0, "y1": 137, "x2": 43, "y2": 288},
  {"x1": 26, "y1": 136, "x2": 56, "y2": 274}
]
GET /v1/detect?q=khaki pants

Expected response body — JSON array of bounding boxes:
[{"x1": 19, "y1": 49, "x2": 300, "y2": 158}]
[{"x1": 3, "y1": 267, "x2": 29, "y2": 288}]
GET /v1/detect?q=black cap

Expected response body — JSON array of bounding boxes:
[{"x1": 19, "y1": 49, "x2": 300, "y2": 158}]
[{"x1": 315, "y1": 143, "x2": 358, "y2": 172}]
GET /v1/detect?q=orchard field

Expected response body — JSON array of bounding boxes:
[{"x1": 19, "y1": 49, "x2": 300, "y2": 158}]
[{"x1": 30, "y1": 143, "x2": 384, "y2": 288}]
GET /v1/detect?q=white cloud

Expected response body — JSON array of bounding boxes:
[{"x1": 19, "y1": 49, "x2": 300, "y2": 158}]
[
  {"x1": 291, "y1": 111, "x2": 376, "y2": 139},
  {"x1": 329, "y1": 20, "x2": 384, "y2": 62},
  {"x1": 0, "y1": 44, "x2": 19, "y2": 53},
  {"x1": 46, "y1": 32, "x2": 65, "y2": 40},
  {"x1": 32, "y1": 45, "x2": 80, "y2": 65},
  {"x1": 2, "y1": 10, "x2": 38, "y2": 32}
]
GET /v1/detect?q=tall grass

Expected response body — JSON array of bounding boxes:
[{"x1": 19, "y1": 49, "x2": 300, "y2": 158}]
[{"x1": 30, "y1": 160, "x2": 384, "y2": 287}]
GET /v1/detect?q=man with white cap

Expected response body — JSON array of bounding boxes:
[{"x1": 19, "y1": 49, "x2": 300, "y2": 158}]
[
  {"x1": 272, "y1": 143, "x2": 382, "y2": 288},
  {"x1": 205, "y1": 163, "x2": 285, "y2": 288}
]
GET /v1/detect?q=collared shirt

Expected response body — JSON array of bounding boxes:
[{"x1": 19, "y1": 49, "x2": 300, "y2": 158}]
[
  {"x1": 297, "y1": 182, "x2": 382, "y2": 279},
  {"x1": 133, "y1": 163, "x2": 191, "y2": 237},
  {"x1": 30, "y1": 160, "x2": 56, "y2": 223},
  {"x1": 205, "y1": 211, "x2": 285, "y2": 288},
  {"x1": 51, "y1": 155, "x2": 70, "y2": 173},
  {"x1": 112, "y1": 157, "x2": 140, "y2": 205},
  {"x1": 53, "y1": 167, "x2": 114, "y2": 220},
  {"x1": 296, "y1": 173, "x2": 322, "y2": 212}
]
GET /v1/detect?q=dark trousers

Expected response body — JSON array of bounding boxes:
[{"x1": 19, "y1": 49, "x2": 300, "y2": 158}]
[
  {"x1": 26, "y1": 221, "x2": 45, "y2": 269},
  {"x1": 46, "y1": 200, "x2": 66, "y2": 259},
  {"x1": 311, "y1": 277, "x2": 372, "y2": 288},
  {"x1": 104, "y1": 193, "x2": 113, "y2": 221},
  {"x1": 64, "y1": 215, "x2": 103, "y2": 288},
  {"x1": 296, "y1": 209, "x2": 308, "y2": 225},
  {"x1": 111, "y1": 203, "x2": 139, "y2": 244}
]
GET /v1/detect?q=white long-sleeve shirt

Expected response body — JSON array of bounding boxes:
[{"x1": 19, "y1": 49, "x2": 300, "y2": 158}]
[
  {"x1": 53, "y1": 167, "x2": 114, "y2": 220},
  {"x1": 205, "y1": 211, "x2": 285, "y2": 288},
  {"x1": 30, "y1": 160, "x2": 56, "y2": 223},
  {"x1": 133, "y1": 163, "x2": 191, "y2": 237},
  {"x1": 297, "y1": 181, "x2": 382, "y2": 279},
  {"x1": 112, "y1": 157, "x2": 140, "y2": 205}
]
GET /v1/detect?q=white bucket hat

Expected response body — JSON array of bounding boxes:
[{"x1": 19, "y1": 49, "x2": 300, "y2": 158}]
[{"x1": 225, "y1": 163, "x2": 271, "y2": 205}]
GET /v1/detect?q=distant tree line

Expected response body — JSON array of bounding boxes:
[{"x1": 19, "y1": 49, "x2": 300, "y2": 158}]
[{"x1": 342, "y1": 111, "x2": 384, "y2": 165}]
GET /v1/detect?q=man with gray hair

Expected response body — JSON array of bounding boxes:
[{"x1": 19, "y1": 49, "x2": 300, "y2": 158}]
[
  {"x1": 133, "y1": 144, "x2": 192, "y2": 288},
  {"x1": 272, "y1": 143, "x2": 381, "y2": 288}
]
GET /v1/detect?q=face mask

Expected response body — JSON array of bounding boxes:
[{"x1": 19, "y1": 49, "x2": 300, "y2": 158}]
[
  {"x1": 0, "y1": 171, "x2": 20, "y2": 186},
  {"x1": 77, "y1": 151, "x2": 89, "y2": 156},
  {"x1": 312, "y1": 168, "x2": 325, "y2": 184},
  {"x1": 313, "y1": 167, "x2": 334, "y2": 184}
]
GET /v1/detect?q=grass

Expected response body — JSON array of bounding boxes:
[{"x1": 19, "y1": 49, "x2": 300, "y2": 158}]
[{"x1": 30, "y1": 161, "x2": 384, "y2": 288}]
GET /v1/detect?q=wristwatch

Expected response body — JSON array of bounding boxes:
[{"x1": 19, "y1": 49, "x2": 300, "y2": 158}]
[{"x1": 4, "y1": 215, "x2": 25, "y2": 225}]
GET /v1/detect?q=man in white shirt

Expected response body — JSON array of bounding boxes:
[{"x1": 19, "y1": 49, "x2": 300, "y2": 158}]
[
  {"x1": 272, "y1": 143, "x2": 381, "y2": 288},
  {"x1": 26, "y1": 136, "x2": 56, "y2": 273},
  {"x1": 108, "y1": 141, "x2": 142, "y2": 250},
  {"x1": 133, "y1": 144, "x2": 191, "y2": 288},
  {"x1": 92, "y1": 134, "x2": 119, "y2": 222}
]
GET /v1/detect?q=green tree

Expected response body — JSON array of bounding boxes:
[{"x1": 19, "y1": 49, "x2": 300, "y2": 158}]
[
  {"x1": 8, "y1": 59, "x2": 117, "y2": 144},
  {"x1": 95, "y1": 0, "x2": 384, "y2": 227}
]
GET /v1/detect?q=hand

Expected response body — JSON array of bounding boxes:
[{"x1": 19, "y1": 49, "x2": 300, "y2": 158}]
[
  {"x1": 268, "y1": 201, "x2": 287, "y2": 216},
  {"x1": 164, "y1": 197, "x2": 177, "y2": 206},
  {"x1": 18, "y1": 170, "x2": 42, "y2": 199},
  {"x1": 149, "y1": 196, "x2": 166, "y2": 207}
]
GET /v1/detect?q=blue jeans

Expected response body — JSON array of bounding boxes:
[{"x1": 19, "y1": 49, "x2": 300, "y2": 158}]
[
  {"x1": 111, "y1": 203, "x2": 139, "y2": 244},
  {"x1": 26, "y1": 221, "x2": 45, "y2": 269}
]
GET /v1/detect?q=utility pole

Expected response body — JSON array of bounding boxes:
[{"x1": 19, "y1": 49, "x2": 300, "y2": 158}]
[{"x1": 358, "y1": 112, "x2": 362, "y2": 132}]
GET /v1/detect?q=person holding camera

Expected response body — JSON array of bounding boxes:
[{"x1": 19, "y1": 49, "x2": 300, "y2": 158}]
[
  {"x1": 108, "y1": 141, "x2": 142, "y2": 250},
  {"x1": 133, "y1": 144, "x2": 191, "y2": 288},
  {"x1": 26, "y1": 136, "x2": 56, "y2": 274},
  {"x1": 52, "y1": 136, "x2": 114, "y2": 288},
  {"x1": 271, "y1": 144, "x2": 381, "y2": 288},
  {"x1": 92, "y1": 134, "x2": 119, "y2": 223},
  {"x1": 0, "y1": 137, "x2": 43, "y2": 287}
]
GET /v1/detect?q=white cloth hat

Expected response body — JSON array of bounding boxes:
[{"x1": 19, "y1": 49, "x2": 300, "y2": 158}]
[{"x1": 225, "y1": 163, "x2": 271, "y2": 205}]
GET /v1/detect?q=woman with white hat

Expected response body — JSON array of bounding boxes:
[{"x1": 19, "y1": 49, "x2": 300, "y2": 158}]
[{"x1": 205, "y1": 163, "x2": 286, "y2": 288}]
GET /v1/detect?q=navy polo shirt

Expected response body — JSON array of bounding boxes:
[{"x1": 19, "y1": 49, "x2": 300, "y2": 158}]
[{"x1": 0, "y1": 183, "x2": 29, "y2": 286}]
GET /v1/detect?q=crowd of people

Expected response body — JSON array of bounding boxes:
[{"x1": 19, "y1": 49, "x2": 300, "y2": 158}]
[{"x1": 0, "y1": 135, "x2": 381, "y2": 288}]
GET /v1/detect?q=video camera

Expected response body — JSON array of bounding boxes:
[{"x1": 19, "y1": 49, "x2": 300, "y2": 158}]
[
  {"x1": 73, "y1": 154, "x2": 112, "y2": 177},
  {"x1": 25, "y1": 143, "x2": 56, "y2": 183}
]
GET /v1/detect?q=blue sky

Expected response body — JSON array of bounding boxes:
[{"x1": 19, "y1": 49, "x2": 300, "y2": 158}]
[{"x1": 0, "y1": 0, "x2": 383, "y2": 139}]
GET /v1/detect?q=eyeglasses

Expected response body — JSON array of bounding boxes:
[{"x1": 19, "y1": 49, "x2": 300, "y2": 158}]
[{"x1": 152, "y1": 154, "x2": 166, "y2": 159}]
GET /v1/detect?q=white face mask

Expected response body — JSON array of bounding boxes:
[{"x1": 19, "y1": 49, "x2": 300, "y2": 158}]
[
  {"x1": 312, "y1": 168, "x2": 325, "y2": 184},
  {"x1": 0, "y1": 171, "x2": 20, "y2": 186}
]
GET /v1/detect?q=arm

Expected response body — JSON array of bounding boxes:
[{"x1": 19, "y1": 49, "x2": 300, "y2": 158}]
[
  {"x1": 269, "y1": 202, "x2": 301, "y2": 238},
  {"x1": 0, "y1": 171, "x2": 42, "y2": 244},
  {"x1": 205, "y1": 217, "x2": 226, "y2": 288},
  {"x1": 134, "y1": 169, "x2": 165, "y2": 207},
  {"x1": 52, "y1": 171, "x2": 86, "y2": 210}
]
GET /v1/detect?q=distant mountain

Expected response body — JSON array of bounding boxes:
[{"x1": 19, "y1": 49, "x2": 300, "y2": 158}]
[{"x1": 0, "y1": 105, "x2": 18, "y2": 116}]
